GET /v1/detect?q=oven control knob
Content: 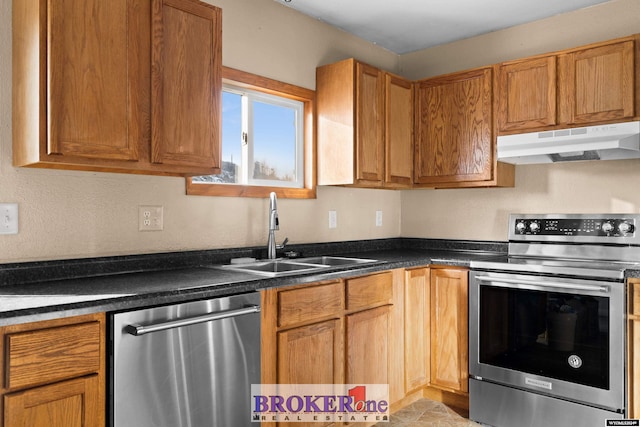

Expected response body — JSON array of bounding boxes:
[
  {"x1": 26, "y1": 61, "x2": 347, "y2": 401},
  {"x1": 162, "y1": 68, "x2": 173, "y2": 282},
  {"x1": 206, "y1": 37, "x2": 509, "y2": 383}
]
[
  {"x1": 602, "y1": 222, "x2": 614, "y2": 233},
  {"x1": 516, "y1": 221, "x2": 526, "y2": 233},
  {"x1": 529, "y1": 221, "x2": 540, "y2": 232},
  {"x1": 619, "y1": 222, "x2": 633, "y2": 234}
]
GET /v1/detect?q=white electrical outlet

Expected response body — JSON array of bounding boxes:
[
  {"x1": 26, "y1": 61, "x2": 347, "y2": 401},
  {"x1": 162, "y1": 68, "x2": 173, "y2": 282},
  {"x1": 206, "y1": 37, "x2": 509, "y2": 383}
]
[
  {"x1": 328, "y1": 210, "x2": 337, "y2": 229},
  {"x1": 139, "y1": 206, "x2": 164, "y2": 231},
  {"x1": 376, "y1": 210, "x2": 383, "y2": 227},
  {"x1": 0, "y1": 203, "x2": 18, "y2": 235}
]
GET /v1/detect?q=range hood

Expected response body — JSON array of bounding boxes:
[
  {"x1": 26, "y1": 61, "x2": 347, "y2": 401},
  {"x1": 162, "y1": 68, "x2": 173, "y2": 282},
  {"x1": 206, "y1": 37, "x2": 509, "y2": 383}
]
[{"x1": 497, "y1": 121, "x2": 640, "y2": 164}]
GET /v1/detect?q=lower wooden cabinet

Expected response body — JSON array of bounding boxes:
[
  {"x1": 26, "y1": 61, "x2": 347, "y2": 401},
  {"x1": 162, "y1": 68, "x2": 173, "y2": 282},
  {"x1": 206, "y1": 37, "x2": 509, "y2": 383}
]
[
  {"x1": 346, "y1": 305, "x2": 390, "y2": 386},
  {"x1": 4, "y1": 375, "x2": 101, "y2": 427},
  {"x1": 404, "y1": 266, "x2": 469, "y2": 399},
  {"x1": 1, "y1": 313, "x2": 106, "y2": 427},
  {"x1": 262, "y1": 272, "x2": 397, "y2": 426},
  {"x1": 261, "y1": 266, "x2": 470, "y2": 423},
  {"x1": 429, "y1": 267, "x2": 469, "y2": 394},
  {"x1": 628, "y1": 279, "x2": 640, "y2": 418},
  {"x1": 276, "y1": 319, "x2": 344, "y2": 386},
  {"x1": 404, "y1": 267, "x2": 430, "y2": 393}
]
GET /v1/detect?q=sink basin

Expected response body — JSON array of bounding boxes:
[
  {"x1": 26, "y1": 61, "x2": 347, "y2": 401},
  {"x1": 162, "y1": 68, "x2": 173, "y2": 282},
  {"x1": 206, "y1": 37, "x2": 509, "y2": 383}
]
[
  {"x1": 293, "y1": 256, "x2": 379, "y2": 266},
  {"x1": 214, "y1": 256, "x2": 380, "y2": 277},
  {"x1": 216, "y1": 260, "x2": 329, "y2": 277}
]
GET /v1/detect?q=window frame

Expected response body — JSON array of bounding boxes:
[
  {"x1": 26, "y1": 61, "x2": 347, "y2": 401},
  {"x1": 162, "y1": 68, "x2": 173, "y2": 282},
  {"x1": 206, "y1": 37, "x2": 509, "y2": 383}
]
[{"x1": 186, "y1": 67, "x2": 316, "y2": 199}]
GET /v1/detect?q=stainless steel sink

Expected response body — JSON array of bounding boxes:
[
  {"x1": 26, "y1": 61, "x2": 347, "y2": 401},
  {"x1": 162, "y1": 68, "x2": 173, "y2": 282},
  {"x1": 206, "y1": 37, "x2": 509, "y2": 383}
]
[
  {"x1": 216, "y1": 259, "x2": 329, "y2": 277},
  {"x1": 214, "y1": 256, "x2": 379, "y2": 277},
  {"x1": 293, "y1": 256, "x2": 379, "y2": 266}
]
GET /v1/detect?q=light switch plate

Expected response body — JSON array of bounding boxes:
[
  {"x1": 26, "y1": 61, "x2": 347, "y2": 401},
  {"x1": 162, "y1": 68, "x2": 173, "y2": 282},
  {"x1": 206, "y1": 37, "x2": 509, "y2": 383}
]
[
  {"x1": 376, "y1": 210, "x2": 383, "y2": 227},
  {"x1": 0, "y1": 203, "x2": 18, "y2": 235},
  {"x1": 139, "y1": 205, "x2": 164, "y2": 231}
]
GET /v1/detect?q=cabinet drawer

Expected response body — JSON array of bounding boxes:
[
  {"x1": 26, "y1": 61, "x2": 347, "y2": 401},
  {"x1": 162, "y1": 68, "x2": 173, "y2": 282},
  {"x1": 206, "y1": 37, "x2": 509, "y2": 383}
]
[
  {"x1": 278, "y1": 281, "x2": 344, "y2": 328},
  {"x1": 346, "y1": 272, "x2": 393, "y2": 311},
  {"x1": 5, "y1": 321, "x2": 101, "y2": 390}
]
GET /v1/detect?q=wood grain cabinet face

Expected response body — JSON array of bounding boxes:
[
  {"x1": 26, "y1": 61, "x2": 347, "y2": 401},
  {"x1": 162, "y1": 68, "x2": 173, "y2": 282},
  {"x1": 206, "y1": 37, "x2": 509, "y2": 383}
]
[
  {"x1": 4, "y1": 375, "x2": 101, "y2": 427},
  {"x1": 404, "y1": 267, "x2": 430, "y2": 393},
  {"x1": 497, "y1": 56, "x2": 557, "y2": 132},
  {"x1": 262, "y1": 272, "x2": 398, "y2": 425},
  {"x1": 1, "y1": 313, "x2": 106, "y2": 427},
  {"x1": 316, "y1": 59, "x2": 413, "y2": 188},
  {"x1": 346, "y1": 305, "x2": 390, "y2": 386},
  {"x1": 429, "y1": 268, "x2": 468, "y2": 394},
  {"x1": 355, "y1": 63, "x2": 385, "y2": 185},
  {"x1": 414, "y1": 67, "x2": 494, "y2": 186},
  {"x1": 13, "y1": 0, "x2": 222, "y2": 176},
  {"x1": 559, "y1": 40, "x2": 636, "y2": 125},
  {"x1": 385, "y1": 75, "x2": 414, "y2": 187},
  {"x1": 151, "y1": 0, "x2": 222, "y2": 170},
  {"x1": 24, "y1": 0, "x2": 145, "y2": 163}
]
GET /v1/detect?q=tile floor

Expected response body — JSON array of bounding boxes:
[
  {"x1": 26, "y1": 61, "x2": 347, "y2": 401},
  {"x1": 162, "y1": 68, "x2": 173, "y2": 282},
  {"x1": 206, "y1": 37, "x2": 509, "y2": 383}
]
[{"x1": 374, "y1": 398, "x2": 480, "y2": 427}]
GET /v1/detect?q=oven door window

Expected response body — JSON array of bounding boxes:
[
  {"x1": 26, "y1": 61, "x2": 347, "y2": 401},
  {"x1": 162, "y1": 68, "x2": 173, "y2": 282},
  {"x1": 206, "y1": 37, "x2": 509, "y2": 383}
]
[{"x1": 479, "y1": 285, "x2": 609, "y2": 389}]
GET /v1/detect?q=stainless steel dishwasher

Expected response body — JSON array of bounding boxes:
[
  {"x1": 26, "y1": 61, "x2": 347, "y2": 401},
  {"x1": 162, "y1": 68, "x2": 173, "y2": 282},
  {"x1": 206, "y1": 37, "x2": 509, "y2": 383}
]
[{"x1": 110, "y1": 292, "x2": 261, "y2": 427}]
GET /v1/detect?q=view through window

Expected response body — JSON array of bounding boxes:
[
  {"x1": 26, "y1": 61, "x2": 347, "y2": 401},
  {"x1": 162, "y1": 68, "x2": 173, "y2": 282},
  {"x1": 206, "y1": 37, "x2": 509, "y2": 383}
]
[{"x1": 191, "y1": 86, "x2": 304, "y2": 188}]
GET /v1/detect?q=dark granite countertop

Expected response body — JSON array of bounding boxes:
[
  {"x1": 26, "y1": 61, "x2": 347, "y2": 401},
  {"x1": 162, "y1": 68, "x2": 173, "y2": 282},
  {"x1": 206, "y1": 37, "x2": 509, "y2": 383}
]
[
  {"x1": 0, "y1": 238, "x2": 506, "y2": 325},
  {"x1": 3, "y1": 237, "x2": 638, "y2": 326}
]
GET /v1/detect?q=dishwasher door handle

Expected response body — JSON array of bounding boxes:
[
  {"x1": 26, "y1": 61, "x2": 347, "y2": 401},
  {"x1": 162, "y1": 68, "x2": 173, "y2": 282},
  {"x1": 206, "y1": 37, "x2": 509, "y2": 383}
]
[{"x1": 125, "y1": 305, "x2": 261, "y2": 336}]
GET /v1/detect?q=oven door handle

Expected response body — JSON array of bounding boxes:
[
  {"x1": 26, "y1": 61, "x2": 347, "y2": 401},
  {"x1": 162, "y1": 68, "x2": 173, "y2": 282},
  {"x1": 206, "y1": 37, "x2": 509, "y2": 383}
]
[
  {"x1": 475, "y1": 275, "x2": 610, "y2": 294},
  {"x1": 124, "y1": 305, "x2": 261, "y2": 336}
]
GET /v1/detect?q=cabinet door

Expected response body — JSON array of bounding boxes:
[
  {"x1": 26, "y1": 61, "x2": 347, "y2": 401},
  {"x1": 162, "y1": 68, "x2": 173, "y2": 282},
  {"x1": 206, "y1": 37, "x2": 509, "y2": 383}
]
[
  {"x1": 497, "y1": 56, "x2": 557, "y2": 132},
  {"x1": 385, "y1": 74, "x2": 414, "y2": 187},
  {"x1": 430, "y1": 268, "x2": 468, "y2": 393},
  {"x1": 346, "y1": 305, "x2": 390, "y2": 385},
  {"x1": 151, "y1": 0, "x2": 222, "y2": 171},
  {"x1": 405, "y1": 268, "x2": 430, "y2": 392},
  {"x1": 276, "y1": 320, "x2": 343, "y2": 427},
  {"x1": 277, "y1": 319, "x2": 344, "y2": 386},
  {"x1": 414, "y1": 68, "x2": 493, "y2": 185},
  {"x1": 4, "y1": 375, "x2": 102, "y2": 427},
  {"x1": 559, "y1": 40, "x2": 635, "y2": 124},
  {"x1": 47, "y1": 0, "x2": 144, "y2": 161},
  {"x1": 355, "y1": 63, "x2": 385, "y2": 185}
]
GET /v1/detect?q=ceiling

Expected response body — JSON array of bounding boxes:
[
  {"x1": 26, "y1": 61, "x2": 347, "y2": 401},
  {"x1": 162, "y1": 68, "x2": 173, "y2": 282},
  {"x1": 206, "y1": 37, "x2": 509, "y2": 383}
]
[{"x1": 274, "y1": 0, "x2": 611, "y2": 54}]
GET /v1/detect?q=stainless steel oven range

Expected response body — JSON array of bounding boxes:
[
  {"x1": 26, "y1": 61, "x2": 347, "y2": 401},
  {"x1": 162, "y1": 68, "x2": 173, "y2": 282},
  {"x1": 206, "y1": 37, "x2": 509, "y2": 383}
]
[{"x1": 469, "y1": 214, "x2": 640, "y2": 427}]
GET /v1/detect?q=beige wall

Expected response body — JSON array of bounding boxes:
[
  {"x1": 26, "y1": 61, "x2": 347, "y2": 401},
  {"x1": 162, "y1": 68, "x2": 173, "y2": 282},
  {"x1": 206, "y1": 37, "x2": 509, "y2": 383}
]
[
  {"x1": 2, "y1": 0, "x2": 640, "y2": 262},
  {"x1": 400, "y1": 0, "x2": 640, "y2": 242},
  {"x1": 0, "y1": 0, "x2": 400, "y2": 263}
]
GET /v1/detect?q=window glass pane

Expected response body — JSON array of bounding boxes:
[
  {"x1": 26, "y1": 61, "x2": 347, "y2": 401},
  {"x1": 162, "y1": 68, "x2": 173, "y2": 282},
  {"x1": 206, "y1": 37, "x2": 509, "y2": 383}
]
[
  {"x1": 251, "y1": 100, "x2": 297, "y2": 183},
  {"x1": 192, "y1": 91, "x2": 242, "y2": 183}
]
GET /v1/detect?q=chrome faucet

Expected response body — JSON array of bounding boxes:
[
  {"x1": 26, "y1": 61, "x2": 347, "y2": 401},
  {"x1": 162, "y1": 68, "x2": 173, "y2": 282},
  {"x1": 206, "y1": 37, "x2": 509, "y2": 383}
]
[{"x1": 267, "y1": 192, "x2": 288, "y2": 259}]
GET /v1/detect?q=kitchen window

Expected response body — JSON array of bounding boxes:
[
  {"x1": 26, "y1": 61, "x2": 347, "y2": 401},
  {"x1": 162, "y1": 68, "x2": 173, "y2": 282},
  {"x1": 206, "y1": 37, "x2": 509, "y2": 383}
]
[{"x1": 186, "y1": 67, "x2": 316, "y2": 199}]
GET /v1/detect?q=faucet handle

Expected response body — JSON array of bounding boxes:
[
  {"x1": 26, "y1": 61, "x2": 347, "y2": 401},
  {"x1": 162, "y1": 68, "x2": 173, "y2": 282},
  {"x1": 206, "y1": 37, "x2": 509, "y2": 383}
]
[{"x1": 277, "y1": 237, "x2": 289, "y2": 250}]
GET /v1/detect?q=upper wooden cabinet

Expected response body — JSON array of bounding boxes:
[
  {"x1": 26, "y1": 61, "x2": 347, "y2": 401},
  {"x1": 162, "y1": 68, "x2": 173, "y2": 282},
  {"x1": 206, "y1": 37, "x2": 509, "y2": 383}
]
[
  {"x1": 13, "y1": 0, "x2": 221, "y2": 176},
  {"x1": 497, "y1": 56, "x2": 557, "y2": 132},
  {"x1": 558, "y1": 39, "x2": 636, "y2": 125},
  {"x1": 316, "y1": 59, "x2": 413, "y2": 188},
  {"x1": 497, "y1": 35, "x2": 639, "y2": 134},
  {"x1": 414, "y1": 67, "x2": 514, "y2": 188},
  {"x1": 385, "y1": 74, "x2": 414, "y2": 188}
]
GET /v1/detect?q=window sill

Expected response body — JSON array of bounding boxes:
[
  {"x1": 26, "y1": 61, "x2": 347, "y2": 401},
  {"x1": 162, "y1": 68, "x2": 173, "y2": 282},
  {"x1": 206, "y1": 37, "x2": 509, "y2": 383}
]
[{"x1": 185, "y1": 181, "x2": 316, "y2": 199}]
